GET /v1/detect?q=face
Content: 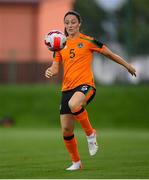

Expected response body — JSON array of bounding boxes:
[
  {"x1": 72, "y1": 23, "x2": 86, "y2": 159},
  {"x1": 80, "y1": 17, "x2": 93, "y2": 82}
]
[{"x1": 64, "y1": 14, "x2": 81, "y2": 36}]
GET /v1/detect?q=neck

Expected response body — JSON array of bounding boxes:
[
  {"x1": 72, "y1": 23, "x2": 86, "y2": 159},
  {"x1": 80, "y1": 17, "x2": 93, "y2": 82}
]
[{"x1": 69, "y1": 31, "x2": 80, "y2": 39}]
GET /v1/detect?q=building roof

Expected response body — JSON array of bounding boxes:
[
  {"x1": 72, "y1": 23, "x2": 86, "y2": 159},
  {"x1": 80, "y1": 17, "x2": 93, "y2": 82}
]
[{"x1": 0, "y1": 0, "x2": 39, "y2": 3}]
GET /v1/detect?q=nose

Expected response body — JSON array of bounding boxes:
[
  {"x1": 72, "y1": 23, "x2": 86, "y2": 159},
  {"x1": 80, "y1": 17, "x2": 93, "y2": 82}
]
[
  {"x1": 68, "y1": 25, "x2": 72, "y2": 28},
  {"x1": 67, "y1": 22, "x2": 73, "y2": 27}
]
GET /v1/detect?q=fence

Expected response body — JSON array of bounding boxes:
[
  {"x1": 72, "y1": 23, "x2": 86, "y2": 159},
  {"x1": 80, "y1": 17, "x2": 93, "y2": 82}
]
[{"x1": 0, "y1": 61, "x2": 63, "y2": 84}]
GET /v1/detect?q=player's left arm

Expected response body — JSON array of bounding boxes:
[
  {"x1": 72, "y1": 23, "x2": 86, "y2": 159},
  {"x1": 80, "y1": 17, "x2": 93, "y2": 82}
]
[{"x1": 101, "y1": 45, "x2": 136, "y2": 77}]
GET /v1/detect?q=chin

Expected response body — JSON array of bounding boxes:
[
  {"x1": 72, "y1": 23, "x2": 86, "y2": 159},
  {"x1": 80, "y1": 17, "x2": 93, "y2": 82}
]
[{"x1": 68, "y1": 32, "x2": 74, "y2": 35}]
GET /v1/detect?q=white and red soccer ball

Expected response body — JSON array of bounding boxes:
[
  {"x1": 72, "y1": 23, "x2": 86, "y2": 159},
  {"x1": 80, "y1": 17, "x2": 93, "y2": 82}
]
[{"x1": 44, "y1": 30, "x2": 66, "y2": 51}]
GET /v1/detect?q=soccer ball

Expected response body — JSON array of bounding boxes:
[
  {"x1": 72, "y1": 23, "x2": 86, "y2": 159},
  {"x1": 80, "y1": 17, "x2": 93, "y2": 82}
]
[{"x1": 44, "y1": 30, "x2": 66, "y2": 51}]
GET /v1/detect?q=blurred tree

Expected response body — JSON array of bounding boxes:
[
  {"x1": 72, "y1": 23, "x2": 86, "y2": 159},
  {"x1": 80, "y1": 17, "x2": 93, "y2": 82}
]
[
  {"x1": 117, "y1": 0, "x2": 149, "y2": 56},
  {"x1": 73, "y1": 0, "x2": 106, "y2": 41},
  {"x1": 74, "y1": 0, "x2": 149, "y2": 56}
]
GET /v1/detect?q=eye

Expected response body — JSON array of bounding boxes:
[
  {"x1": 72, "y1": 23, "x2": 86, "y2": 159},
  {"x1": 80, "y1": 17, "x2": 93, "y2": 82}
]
[
  {"x1": 65, "y1": 21, "x2": 69, "y2": 25},
  {"x1": 71, "y1": 21, "x2": 77, "y2": 24}
]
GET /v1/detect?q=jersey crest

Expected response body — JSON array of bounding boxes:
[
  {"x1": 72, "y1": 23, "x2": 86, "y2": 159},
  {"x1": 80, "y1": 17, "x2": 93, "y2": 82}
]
[{"x1": 78, "y1": 42, "x2": 84, "y2": 48}]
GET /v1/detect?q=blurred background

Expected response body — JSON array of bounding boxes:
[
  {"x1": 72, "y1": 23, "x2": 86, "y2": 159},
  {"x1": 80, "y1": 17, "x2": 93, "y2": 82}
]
[
  {"x1": 0, "y1": 0, "x2": 149, "y2": 129},
  {"x1": 0, "y1": 0, "x2": 149, "y2": 84}
]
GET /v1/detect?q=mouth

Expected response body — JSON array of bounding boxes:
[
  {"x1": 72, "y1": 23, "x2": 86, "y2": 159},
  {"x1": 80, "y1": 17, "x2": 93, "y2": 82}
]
[{"x1": 68, "y1": 29, "x2": 74, "y2": 32}]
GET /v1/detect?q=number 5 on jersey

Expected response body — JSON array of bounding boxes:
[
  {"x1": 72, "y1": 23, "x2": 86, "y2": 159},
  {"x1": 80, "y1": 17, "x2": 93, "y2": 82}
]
[{"x1": 70, "y1": 49, "x2": 75, "y2": 59}]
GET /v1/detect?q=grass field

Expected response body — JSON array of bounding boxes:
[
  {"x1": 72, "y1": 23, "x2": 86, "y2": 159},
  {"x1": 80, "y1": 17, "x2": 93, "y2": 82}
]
[
  {"x1": 0, "y1": 84, "x2": 149, "y2": 178},
  {"x1": 0, "y1": 128, "x2": 149, "y2": 179},
  {"x1": 0, "y1": 84, "x2": 149, "y2": 129}
]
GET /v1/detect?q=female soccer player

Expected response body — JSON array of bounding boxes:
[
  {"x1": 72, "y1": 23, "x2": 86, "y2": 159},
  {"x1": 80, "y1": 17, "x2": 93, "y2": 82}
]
[{"x1": 45, "y1": 10, "x2": 136, "y2": 170}]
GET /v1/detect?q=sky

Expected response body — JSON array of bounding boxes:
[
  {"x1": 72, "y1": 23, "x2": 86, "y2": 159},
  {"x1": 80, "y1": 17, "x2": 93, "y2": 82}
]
[{"x1": 95, "y1": 0, "x2": 126, "y2": 12}]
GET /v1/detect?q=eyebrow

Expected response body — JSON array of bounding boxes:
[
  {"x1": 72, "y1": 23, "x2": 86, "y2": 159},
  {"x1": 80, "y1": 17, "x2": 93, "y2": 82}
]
[{"x1": 65, "y1": 19, "x2": 77, "y2": 22}]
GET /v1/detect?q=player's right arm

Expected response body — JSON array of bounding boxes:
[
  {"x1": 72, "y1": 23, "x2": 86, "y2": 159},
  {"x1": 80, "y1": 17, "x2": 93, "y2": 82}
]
[
  {"x1": 45, "y1": 61, "x2": 60, "y2": 78},
  {"x1": 45, "y1": 51, "x2": 62, "y2": 78}
]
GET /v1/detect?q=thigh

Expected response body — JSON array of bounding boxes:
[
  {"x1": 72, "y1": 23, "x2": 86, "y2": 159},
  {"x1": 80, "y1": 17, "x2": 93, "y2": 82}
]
[
  {"x1": 69, "y1": 85, "x2": 96, "y2": 107},
  {"x1": 60, "y1": 114, "x2": 75, "y2": 134},
  {"x1": 69, "y1": 91, "x2": 86, "y2": 108}
]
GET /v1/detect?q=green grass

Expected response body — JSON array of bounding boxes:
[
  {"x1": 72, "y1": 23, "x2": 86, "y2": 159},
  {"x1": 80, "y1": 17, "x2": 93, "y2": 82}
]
[
  {"x1": 0, "y1": 84, "x2": 149, "y2": 129},
  {"x1": 0, "y1": 85, "x2": 149, "y2": 178},
  {"x1": 0, "y1": 128, "x2": 149, "y2": 178}
]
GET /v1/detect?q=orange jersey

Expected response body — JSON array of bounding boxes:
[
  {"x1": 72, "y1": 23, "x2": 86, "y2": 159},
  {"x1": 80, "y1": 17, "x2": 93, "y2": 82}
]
[{"x1": 53, "y1": 33, "x2": 104, "y2": 91}]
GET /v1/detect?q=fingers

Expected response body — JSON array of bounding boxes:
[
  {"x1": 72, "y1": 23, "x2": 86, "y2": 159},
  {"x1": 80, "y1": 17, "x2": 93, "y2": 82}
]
[
  {"x1": 128, "y1": 65, "x2": 136, "y2": 77},
  {"x1": 45, "y1": 68, "x2": 54, "y2": 78},
  {"x1": 131, "y1": 68, "x2": 136, "y2": 77},
  {"x1": 131, "y1": 72, "x2": 136, "y2": 77},
  {"x1": 129, "y1": 69, "x2": 136, "y2": 77},
  {"x1": 133, "y1": 72, "x2": 136, "y2": 77}
]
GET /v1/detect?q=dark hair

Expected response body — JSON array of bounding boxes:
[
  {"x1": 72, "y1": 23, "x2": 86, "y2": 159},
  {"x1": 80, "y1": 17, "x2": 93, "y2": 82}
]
[{"x1": 64, "y1": 10, "x2": 82, "y2": 36}]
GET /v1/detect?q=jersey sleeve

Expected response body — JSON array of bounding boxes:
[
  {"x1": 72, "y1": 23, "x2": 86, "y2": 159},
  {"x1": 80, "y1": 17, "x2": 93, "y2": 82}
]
[
  {"x1": 53, "y1": 51, "x2": 62, "y2": 62},
  {"x1": 89, "y1": 38, "x2": 104, "y2": 53}
]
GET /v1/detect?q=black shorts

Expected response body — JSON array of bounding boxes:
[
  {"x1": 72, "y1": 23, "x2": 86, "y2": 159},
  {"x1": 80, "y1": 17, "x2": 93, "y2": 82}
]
[{"x1": 60, "y1": 84, "x2": 96, "y2": 114}]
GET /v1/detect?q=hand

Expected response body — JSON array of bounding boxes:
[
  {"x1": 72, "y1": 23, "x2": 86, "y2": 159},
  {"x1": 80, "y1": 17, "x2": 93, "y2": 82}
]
[
  {"x1": 45, "y1": 68, "x2": 54, "y2": 78},
  {"x1": 127, "y1": 64, "x2": 136, "y2": 77}
]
